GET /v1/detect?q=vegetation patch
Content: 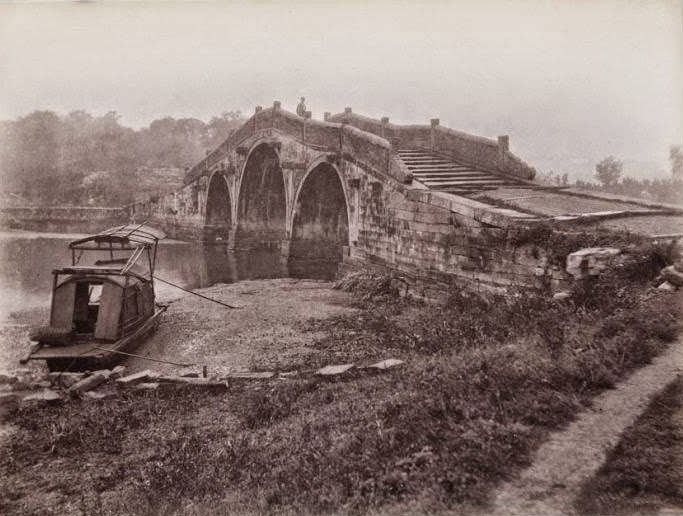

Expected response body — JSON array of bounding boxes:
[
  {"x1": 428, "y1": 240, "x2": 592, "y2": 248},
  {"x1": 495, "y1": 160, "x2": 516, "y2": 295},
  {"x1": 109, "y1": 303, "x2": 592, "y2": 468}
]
[
  {"x1": 507, "y1": 222, "x2": 678, "y2": 268},
  {"x1": 574, "y1": 377, "x2": 683, "y2": 515},
  {"x1": 1, "y1": 263, "x2": 681, "y2": 515}
]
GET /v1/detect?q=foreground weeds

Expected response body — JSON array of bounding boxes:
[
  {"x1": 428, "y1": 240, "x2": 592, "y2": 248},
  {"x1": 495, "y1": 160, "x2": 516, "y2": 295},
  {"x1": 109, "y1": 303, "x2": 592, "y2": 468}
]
[{"x1": 1, "y1": 262, "x2": 681, "y2": 515}]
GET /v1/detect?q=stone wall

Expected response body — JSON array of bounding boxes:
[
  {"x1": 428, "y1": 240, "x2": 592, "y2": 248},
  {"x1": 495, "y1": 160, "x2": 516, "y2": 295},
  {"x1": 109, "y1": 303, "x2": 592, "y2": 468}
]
[
  {"x1": 0, "y1": 207, "x2": 126, "y2": 234},
  {"x1": 339, "y1": 160, "x2": 566, "y2": 298}
]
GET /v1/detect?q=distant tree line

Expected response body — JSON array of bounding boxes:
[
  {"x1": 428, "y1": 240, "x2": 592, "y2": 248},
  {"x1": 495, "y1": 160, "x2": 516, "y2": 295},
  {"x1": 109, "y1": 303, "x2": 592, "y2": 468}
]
[
  {"x1": 539, "y1": 146, "x2": 683, "y2": 205},
  {"x1": 0, "y1": 109, "x2": 243, "y2": 206}
]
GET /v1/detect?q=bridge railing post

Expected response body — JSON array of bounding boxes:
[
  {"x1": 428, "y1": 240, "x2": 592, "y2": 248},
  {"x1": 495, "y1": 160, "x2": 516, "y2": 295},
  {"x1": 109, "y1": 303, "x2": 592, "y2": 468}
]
[
  {"x1": 381, "y1": 116, "x2": 389, "y2": 141},
  {"x1": 273, "y1": 101, "x2": 281, "y2": 129},
  {"x1": 430, "y1": 118, "x2": 440, "y2": 151}
]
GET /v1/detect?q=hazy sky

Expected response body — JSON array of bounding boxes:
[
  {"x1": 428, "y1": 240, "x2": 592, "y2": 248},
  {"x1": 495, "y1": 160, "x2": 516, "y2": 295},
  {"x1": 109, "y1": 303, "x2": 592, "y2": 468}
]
[{"x1": 0, "y1": 0, "x2": 681, "y2": 179}]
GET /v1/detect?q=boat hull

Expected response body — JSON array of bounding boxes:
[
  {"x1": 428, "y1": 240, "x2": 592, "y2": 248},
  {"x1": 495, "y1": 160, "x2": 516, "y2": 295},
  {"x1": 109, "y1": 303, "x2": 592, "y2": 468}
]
[{"x1": 28, "y1": 306, "x2": 167, "y2": 372}]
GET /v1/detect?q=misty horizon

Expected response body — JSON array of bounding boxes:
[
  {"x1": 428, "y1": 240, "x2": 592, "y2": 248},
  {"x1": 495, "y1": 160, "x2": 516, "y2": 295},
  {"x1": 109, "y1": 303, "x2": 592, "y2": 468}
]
[{"x1": 1, "y1": 0, "x2": 681, "y2": 182}]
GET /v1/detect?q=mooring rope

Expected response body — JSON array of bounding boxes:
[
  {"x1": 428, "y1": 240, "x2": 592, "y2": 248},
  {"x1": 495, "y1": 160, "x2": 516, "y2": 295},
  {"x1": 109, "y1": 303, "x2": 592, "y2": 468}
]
[
  {"x1": 92, "y1": 346, "x2": 197, "y2": 367},
  {"x1": 153, "y1": 275, "x2": 242, "y2": 309}
]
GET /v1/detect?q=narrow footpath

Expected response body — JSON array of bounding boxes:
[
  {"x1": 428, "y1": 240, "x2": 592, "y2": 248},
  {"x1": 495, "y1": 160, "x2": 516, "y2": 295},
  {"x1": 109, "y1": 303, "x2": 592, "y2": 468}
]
[{"x1": 490, "y1": 338, "x2": 683, "y2": 516}]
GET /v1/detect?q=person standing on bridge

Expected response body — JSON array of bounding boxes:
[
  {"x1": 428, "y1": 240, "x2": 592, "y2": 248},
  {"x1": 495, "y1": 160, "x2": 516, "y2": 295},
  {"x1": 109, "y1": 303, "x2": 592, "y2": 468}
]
[{"x1": 296, "y1": 97, "x2": 307, "y2": 117}]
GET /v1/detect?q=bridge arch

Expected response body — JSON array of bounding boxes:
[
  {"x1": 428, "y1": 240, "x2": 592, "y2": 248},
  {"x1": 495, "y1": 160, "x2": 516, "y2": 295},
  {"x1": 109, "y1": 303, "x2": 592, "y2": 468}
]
[
  {"x1": 288, "y1": 159, "x2": 350, "y2": 278},
  {"x1": 204, "y1": 170, "x2": 233, "y2": 242},
  {"x1": 235, "y1": 142, "x2": 287, "y2": 248}
]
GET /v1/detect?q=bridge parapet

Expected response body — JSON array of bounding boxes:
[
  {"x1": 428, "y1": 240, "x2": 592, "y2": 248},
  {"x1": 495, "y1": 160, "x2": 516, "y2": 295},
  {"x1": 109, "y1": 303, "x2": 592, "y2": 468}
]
[
  {"x1": 185, "y1": 105, "x2": 410, "y2": 185},
  {"x1": 327, "y1": 111, "x2": 536, "y2": 181}
]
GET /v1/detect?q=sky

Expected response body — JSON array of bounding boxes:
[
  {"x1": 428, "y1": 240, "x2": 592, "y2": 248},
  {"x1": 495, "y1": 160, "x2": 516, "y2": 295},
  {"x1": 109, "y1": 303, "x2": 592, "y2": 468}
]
[{"x1": 0, "y1": 0, "x2": 681, "y2": 180}]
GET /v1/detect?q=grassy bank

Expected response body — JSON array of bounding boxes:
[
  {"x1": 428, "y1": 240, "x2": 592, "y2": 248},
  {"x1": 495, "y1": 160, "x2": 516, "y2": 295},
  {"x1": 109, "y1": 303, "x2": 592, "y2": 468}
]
[
  {"x1": 574, "y1": 376, "x2": 683, "y2": 515},
  {"x1": 1, "y1": 243, "x2": 681, "y2": 515}
]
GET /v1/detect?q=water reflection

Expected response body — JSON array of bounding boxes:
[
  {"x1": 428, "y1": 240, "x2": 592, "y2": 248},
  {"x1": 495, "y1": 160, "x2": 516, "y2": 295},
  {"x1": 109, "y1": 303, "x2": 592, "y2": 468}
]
[{"x1": 0, "y1": 232, "x2": 338, "y2": 319}]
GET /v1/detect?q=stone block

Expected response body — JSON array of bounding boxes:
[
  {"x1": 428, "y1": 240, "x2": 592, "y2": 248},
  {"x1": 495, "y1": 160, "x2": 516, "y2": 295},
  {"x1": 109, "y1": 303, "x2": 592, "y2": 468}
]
[
  {"x1": 68, "y1": 372, "x2": 108, "y2": 395},
  {"x1": 178, "y1": 368, "x2": 200, "y2": 378},
  {"x1": 316, "y1": 364, "x2": 354, "y2": 376},
  {"x1": 660, "y1": 265, "x2": 683, "y2": 287},
  {"x1": 92, "y1": 369, "x2": 112, "y2": 380},
  {"x1": 23, "y1": 389, "x2": 62, "y2": 403},
  {"x1": 364, "y1": 359, "x2": 404, "y2": 370},
  {"x1": 566, "y1": 247, "x2": 621, "y2": 279},
  {"x1": 110, "y1": 365, "x2": 127, "y2": 379},
  {"x1": 116, "y1": 370, "x2": 158, "y2": 385}
]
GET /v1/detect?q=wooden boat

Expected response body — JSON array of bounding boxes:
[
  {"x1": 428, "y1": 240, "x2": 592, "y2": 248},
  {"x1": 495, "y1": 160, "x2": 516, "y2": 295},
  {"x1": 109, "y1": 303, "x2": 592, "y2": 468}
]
[{"x1": 24, "y1": 224, "x2": 168, "y2": 371}]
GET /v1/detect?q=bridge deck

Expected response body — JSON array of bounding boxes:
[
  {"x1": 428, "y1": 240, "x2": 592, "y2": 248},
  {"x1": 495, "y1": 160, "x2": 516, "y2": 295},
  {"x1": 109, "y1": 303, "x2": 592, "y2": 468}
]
[{"x1": 398, "y1": 149, "x2": 683, "y2": 236}]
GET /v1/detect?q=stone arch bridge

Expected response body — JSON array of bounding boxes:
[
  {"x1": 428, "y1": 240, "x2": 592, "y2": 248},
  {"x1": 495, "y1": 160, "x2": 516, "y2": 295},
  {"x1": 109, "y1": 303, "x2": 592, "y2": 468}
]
[{"x1": 130, "y1": 102, "x2": 683, "y2": 296}]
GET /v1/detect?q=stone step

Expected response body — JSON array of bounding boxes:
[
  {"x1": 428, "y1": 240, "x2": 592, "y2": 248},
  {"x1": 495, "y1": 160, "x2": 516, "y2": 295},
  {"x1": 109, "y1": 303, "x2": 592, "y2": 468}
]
[
  {"x1": 411, "y1": 168, "x2": 486, "y2": 175},
  {"x1": 401, "y1": 157, "x2": 451, "y2": 162},
  {"x1": 420, "y1": 178, "x2": 511, "y2": 186},
  {"x1": 398, "y1": 148, "x2": 525, "y2": 196},
  {"x1": 412, "y1": 172, "x2": 494, "y2": 180},
  {"x1": 406, "y1": 164, "x2": 465, "y2": 170}
]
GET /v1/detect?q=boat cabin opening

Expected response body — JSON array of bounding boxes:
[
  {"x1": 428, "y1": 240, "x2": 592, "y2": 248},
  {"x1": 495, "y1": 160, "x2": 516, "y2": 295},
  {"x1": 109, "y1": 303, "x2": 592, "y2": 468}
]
[{"x1": 50, "y1": 275, "x2": 154, "y2": 341}]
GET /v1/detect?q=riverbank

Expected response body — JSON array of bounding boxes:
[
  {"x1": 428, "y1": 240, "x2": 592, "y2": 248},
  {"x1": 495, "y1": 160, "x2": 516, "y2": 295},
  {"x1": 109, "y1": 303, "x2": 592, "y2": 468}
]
[
  {"x1": 1, "y1": 266, "x2": 681, "y2": 515},
  {"x1": 0, "y1": 278, "x2": 356, "y2": 376}
]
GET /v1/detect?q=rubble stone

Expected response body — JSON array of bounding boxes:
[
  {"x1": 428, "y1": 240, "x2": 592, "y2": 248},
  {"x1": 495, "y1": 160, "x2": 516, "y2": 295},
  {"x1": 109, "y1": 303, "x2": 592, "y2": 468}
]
[
  {"x1": 110, "y1": 365, "x2": 126, "y2": 379},
  {"x1": 553, "y1": 291, "x2": 571, "y2": 301},
  {"x1": 365, "y1": 359, "x2": 404, "y2": 370},
  {"x1": 23, "y1": 389, "x2": 62, "y2": 403},
  {"x1": 68, "y1": 372, "x2": 108, "y2": 395},
  {"x1": 660, "y1": 265, "x2": 683, "y2": 287},
  {"x1": 316, "y1": 364, "x2": 354, "y2": 376},
  {"x1": 566, "y1": 247, "x2": 620, "y2": 279},
  {"x1": 92, "y1": 369, "x2": 112, "y2": 380},
  {"x1": 657, "y1": 281, "x2": 676, "y2": 291},
  {"x1": 116, "y1": 370, "x2": 157, "y2": 385}
]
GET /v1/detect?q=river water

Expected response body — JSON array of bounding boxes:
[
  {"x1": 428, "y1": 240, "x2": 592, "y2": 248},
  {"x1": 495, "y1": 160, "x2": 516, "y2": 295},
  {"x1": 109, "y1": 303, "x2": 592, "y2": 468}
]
[{"x1": 0, "y1": 230, "x2": 332, "y2": 322}]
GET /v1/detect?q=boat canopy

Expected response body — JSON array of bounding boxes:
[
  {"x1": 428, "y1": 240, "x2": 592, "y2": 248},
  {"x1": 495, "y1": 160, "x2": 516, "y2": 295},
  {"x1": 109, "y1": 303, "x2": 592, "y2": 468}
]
[{"x1": 69, "y1": 224, "x2": 166, "y2": 250}]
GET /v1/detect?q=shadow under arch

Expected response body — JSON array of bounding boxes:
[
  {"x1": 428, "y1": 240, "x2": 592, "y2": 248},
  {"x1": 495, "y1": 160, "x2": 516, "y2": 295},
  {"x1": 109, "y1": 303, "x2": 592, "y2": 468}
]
[
  {"x1": 289, "y1": 161, "x2": 350, "y2": 279},
  {"x1": 204, "y1": 171, "x2": 232, "y2": 242},
  {"x1": 235, "y1": 143, "x2": 287, "y2": 250}
]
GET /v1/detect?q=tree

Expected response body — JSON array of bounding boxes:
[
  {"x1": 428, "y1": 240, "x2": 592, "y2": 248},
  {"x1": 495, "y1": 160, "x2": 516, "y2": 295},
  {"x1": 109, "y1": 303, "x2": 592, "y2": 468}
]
[
  {"x1": 670, "y1": 145, "x2": 683, "y2": 180},
  {"x1": 595, "y1": 156, "x2": 622, "y2": 187}
]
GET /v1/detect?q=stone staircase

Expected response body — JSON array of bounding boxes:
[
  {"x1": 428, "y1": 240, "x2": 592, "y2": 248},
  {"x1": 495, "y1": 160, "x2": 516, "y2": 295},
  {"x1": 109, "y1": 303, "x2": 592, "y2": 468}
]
[{"x1": 397, "y1": 149, "x2": 527, "y2": 195}]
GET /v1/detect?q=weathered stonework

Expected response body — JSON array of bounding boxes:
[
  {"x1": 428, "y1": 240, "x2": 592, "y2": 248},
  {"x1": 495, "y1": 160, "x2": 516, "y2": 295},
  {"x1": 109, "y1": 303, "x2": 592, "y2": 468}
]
[{"x1": 127, "y1": 105, "x2": 567, "y2": 296}]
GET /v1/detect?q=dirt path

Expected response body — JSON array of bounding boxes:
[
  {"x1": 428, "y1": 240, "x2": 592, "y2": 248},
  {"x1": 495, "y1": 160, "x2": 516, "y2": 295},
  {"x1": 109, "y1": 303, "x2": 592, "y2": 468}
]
[{"x1": 490, "y1": 338, "x2": 683, "y2": 516}]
